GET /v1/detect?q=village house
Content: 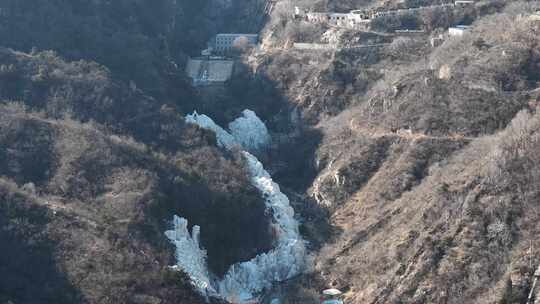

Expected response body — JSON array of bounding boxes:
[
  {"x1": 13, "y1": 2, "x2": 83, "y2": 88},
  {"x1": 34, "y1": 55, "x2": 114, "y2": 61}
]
[
  {"x1": 348, "y1": 10, "x2": 373, "y2": 26},
  {"x1": 328, "y1": 13, "x2": 352, "y2": 27}
]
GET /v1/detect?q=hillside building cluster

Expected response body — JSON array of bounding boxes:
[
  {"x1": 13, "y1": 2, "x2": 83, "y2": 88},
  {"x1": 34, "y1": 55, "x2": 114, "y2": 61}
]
[
  {"x1": 295, "y1": 0, "x2": 474, "y2": 29},
  {"x1": 303, "y1": 10, "x2": 371, "y2": 29},
  {"x1": 298, "y1": 9, "x2": 372, "y2": 29}
]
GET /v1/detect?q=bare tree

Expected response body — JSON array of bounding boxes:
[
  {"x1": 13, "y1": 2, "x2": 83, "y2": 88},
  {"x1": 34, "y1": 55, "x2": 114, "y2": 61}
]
[{"x1": 232, "y1": 36, "x2": 250, "y2": 51}]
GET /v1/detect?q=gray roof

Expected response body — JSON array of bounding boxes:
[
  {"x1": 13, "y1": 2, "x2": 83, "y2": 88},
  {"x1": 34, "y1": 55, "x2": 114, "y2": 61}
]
[{"x1": 186, "y1": 59, "x2": 234, "y2": 84}]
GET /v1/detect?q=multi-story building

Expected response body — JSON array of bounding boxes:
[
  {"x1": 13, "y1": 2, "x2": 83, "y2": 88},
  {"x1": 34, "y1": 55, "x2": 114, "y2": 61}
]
[{"x1": 214, "y1": 34, "x2": 258, "y2": 54}]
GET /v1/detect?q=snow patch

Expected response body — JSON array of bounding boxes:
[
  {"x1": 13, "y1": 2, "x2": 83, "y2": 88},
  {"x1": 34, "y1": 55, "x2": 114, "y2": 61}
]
[
  {"x1": 229, "y1": 110, "x2": 271, "y2": 152},
  {"x1": 165, "y1": 111, "x2": 305, "y2": 303}
]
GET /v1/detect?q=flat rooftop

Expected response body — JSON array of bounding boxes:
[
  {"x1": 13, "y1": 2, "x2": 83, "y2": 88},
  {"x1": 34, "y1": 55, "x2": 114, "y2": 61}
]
[{"x1": 185, "y1": 58, "x2": 234, "y2": 85}]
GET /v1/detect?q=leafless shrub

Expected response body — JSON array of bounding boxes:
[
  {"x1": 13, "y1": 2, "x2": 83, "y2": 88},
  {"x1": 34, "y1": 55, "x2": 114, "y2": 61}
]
[
  {"x1": 503, "y1": 1, "x2": 540, "y2": 16},
  {"x1": 488, "y1": 110, "x2": 540, "y2": 197},
  {"x1": 419, "y1": 5, "x2": 453, "y2": 31},
  {"x1": 487, "y1": 220, "x2": 512, "y2": 245},
  {"x1": 268, "y1": 0, "x2": 294, "y2": 30},
  {"x1": 386, "y1": 37, "x2": 425, "y2": 60},
  {"x1": 284, "y1": 21, "x2": 322, "y2": 43}
]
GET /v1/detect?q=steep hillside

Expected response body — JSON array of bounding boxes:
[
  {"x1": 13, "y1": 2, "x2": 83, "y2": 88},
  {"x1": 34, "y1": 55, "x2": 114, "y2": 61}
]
[
  {"x1": 3, "y1": 0, "x2": 540, "y2": 303},
  {"x1": 249, "y1": 1, "x2": 540, "y2": 303},
  {"x1": 0, "y1": 0, "x2": 190, "y2": 102},
  {"x1": 0, "y1": 99, "x2": 273, "y2": 303},
  {"x1": 0, "y1": 0, "x2": 268, "y2": 104},
  {"x1": 0, "y1": 47, "x2": 193, "y2": 149},
  {"x1": 313, "y1": 109, "x2": 540, "y2": 304},
  {"x1": 0, "y1": 36, "x2": 276, "y2": 304}
]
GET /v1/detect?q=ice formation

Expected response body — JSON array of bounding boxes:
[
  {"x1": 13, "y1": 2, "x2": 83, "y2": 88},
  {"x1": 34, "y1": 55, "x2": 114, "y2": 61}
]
[
  {"x1": 228, "y1": 110, "x2": 271, "y2": 152},
  {"x1": 186, "y1": 110, "x2": 271, "y2": 153},
  {"x1": 164, "y1": 216, "x2": 216, "y2": 294},
  {"x1": 185, "y1": 111, "x2": 237, "y2": 149},
  {"x1": 217, "y1": 151, "x2": 305, "y2": 302},
  {"x1": 164, "y1": 111, "x2": 305, "y2": 303}
]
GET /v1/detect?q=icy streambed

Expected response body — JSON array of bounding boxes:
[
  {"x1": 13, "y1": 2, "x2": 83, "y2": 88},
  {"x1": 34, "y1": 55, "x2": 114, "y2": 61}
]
[{"x1": 165, "y1": 110, "x2": 306, "y2": 303}]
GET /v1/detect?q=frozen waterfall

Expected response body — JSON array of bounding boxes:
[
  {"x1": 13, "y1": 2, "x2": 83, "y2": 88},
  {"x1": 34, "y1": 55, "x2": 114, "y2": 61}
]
[
  {"x1": 217, "y1": 151, "x2": 305, "y2": 302},
  {"x1": 165, "y1": 110, "x2": 305, "y2": 303},
  {"x1": 186, "y1": 110, "x2": 271, "y2": 153},
  {"x1": 164, "y1": 216, "x2": 216, "y2": 295},
  {"x1": 229, "y1": 110, "x2": 271, "y2": 152},
  {"x1": 185, "y1": 111, "x2": 237, "y2": 150}
]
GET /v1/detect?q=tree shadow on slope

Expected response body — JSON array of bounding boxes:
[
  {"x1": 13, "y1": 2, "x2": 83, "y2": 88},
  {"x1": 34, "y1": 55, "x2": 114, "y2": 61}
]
[
  {"x1": 0, "y1": 181, "x2": 84, "y2": 304},
  {"x1": 0, "y1": 0, "x2": 217, "y2": 103},
  {"x1": 144, "y1": 159, "x2": 273, "y2": 277},
  {"x1": 0, "y1": 113, "x2": 56, "y2": 187}
]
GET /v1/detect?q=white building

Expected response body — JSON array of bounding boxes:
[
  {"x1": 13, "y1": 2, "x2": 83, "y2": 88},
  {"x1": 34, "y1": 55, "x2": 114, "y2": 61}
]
[
  {"x1": 307, "y1": 12, "x2": 349, "y2": 26},
  {"x1": 306, "y1": 11, "x2": 372, "y2": 28},
  {"x1": 449, "y1": 25, "x2": 470, "y2": 36},
  {"x1": 328, "y1": 13, "x2": 352, "y2": 27},
  {"x1": 349, "y1": 9, "x2": 373, "y2": 25},
  {"x1": 306, "y1": 12, "x2": 330, "y2": 23},
  {"x1": 214, "y1": 34, "x2": 258, "y2": 53}
]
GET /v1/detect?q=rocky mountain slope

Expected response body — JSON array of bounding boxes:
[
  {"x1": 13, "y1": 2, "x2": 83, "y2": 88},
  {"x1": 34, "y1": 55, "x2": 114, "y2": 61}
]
[
  {"x1": 0, "y1": 59, "x2": 271, "y2": 303},
  {"x1": 2, "y1": 0, "x2": 540, "y2": 303},
  {"x1": 0, "y1": 0, "x2": 274, "y2": 302},
  {"x1": 247, "y1": 1, "x2": 540, "y2": 303}
]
